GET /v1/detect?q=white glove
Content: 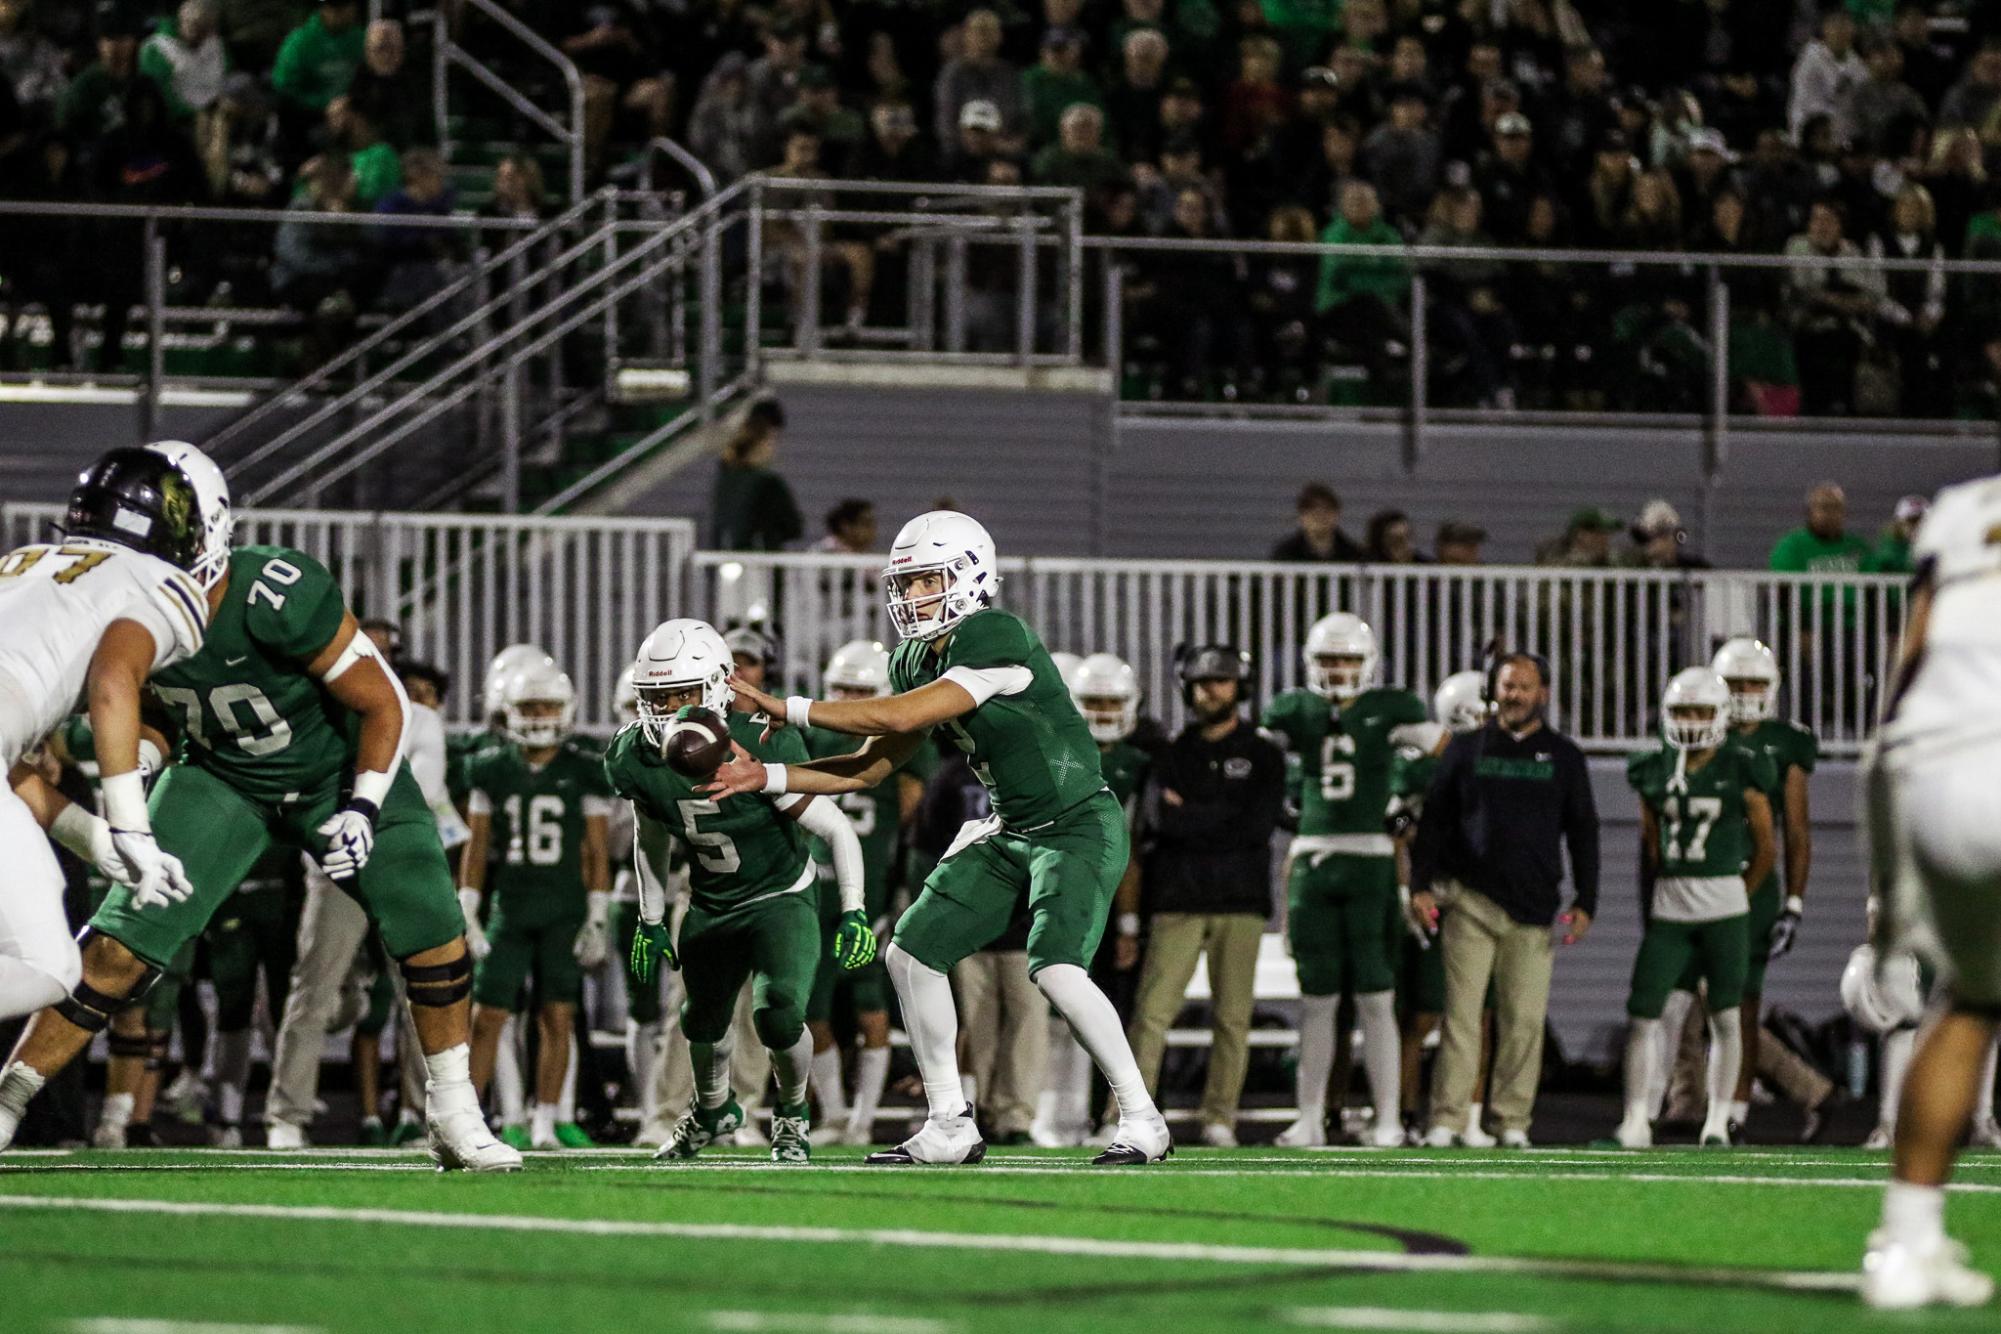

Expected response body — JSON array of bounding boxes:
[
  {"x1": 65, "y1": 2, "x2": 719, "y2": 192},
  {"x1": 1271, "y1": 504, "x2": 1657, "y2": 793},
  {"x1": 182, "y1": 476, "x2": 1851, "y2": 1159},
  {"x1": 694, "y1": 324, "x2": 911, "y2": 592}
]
[
  {"x1": 108, "y1": 828, "x2": 195, "y2": 910},
  {"x1": 458, "y1": 887, "x2": 491, "y2": 960},
  {"x1": 574, "y1": 891, "x2": 611, "y2": 967},
  {"x1": 316, "y1": 802, "x2": 378, "y2": 880}
]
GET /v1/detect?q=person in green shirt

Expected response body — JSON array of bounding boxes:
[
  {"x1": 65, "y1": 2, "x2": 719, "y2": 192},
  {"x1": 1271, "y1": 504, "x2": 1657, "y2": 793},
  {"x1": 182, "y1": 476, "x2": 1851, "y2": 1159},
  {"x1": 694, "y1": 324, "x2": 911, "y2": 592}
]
[
  {"x1": 139, "y1": 1, "x2": 230, "y2": 122},
  {"x1": 1871, "y1": 494, "x2": 1929, "y2": 575},
  {"x1": 710, "y1": 399, "x2": 803, "y2": 551},
  {"x1": 1022, "y1": 27, "x2": 1102, "y2": 150},
  {"x1": 1315, "y1": 180, "x2": 1409, "y2": 391},
  {"x1": 327, "y1": 94, "x2": 399, "y2": 208},
  {"x1": 1030, "y1": 102, "x2": 1128, "y2": 193},
  {"x1": 1769, "y1": 480, "x2": 1875, "y2": 641},
  {"x1": 271, "y1": 0, "x2": 363, "y2": 115},
  {"x1": 56, "y1": 19, "x2": 141, "y2": 146}
]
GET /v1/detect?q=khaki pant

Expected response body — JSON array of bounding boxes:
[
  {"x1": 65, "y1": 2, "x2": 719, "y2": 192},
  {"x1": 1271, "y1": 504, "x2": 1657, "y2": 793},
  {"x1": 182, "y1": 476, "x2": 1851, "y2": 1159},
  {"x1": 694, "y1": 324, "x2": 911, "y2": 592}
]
[
  {"x1": 1428, "y1": 887, "x2": 1553, "y2": 1136},
  {"x1": 1127, "y1": 912, "x2": 1264, "y2": 1130},
  {"x1": 954, "y1": 950, "x2": 1045, "y2": 1135}
]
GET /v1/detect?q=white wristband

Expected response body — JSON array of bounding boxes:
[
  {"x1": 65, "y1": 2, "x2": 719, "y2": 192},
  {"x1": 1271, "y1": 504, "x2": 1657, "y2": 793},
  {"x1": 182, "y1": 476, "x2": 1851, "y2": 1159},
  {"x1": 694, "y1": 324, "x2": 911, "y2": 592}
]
[
  {"x1": 50, "y1": 802, "x2": 107, "y2": 861},
  {"x1": 351, "y1": 768, "x2": 395, "y2": 811},
  {"x1": 785, "y1": 696, "x2": 814, "y2": 728},
  {"x1": 763, "y1": 763, "x2": 789, "y2": 796},
  {"x1": 1118, "y1": 912, "x2": 1141, "y2": 937},
  {"x1": 1784, "y1": 894, "x2": 1805, "y2": 916},
  {"x1": 101, "y1": 769, "x2": 150, "y2": 832}
]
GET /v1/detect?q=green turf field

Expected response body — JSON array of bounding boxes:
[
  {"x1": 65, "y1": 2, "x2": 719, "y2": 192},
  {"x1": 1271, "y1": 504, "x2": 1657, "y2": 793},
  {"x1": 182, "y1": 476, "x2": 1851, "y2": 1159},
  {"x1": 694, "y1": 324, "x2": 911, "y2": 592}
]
[{"x1": 3, "y1": 1145, "x2": 1998, "y2": 1333}]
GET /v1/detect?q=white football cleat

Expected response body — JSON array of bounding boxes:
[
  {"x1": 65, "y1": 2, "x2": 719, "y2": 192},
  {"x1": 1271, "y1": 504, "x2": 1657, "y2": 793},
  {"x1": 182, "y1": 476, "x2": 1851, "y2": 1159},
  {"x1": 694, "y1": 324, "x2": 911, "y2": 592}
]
[
  {"x1": 1421, "y1": 1124, "x2": 1457, "y2": 1148},
  {"x1": 428, "y1": 1110, "x2": 524, "y2": 1172},
  {"x1": 1614, "y1": 1118, "x2": 1653, "y2": 1150},
  {"x1": 1365, "y1": 1119, "x2": 1407, "y2": 1148},
  {"x1": 264, "y1": 1120, "x2": 308, "y2": 1150},
  {"x1": 1862, "y1": 1231, "x2": 1996, "y2": 1309},
  {"x1": 866, "y1": 1107, "x2": 986, "y2": 1165},
  {"x1": 91, "y1": 1120, "x2": 127, "y2": 1150},
  {"x1": 1094, "y1": 1110, "x2": 1173, "y2": 1165},
  {"x1": 211, "y1": 1123, "x2": 242, "y2": 1149},
  {"x1": 1499, "y1": 1129, "x2": 1531, "y2": 1149},
  {"x1": 636, "y1": 1117, "x2": 675, "y2": 1148},
  {"x1": 1461, "y1": 1117, "x2": 1498, "y2": 1149},
  {"x1": 1968, "y1": 1116, "x2": 2001, "y2": 1149},
  {"x1": 1275, "y1": 1113, "x2": 1327, "y2": 1148},
  {"x1": 1864, "y1": 1125, "x2": 1893, "y2": 1150},
  {"x1": 1200, "y1": 1121, "x2": 1239, "y2": 1148}
]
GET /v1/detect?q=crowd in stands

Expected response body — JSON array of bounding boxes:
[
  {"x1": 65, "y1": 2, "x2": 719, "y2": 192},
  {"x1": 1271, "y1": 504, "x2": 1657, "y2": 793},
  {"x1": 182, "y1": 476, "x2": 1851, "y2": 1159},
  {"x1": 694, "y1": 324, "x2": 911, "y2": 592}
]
[{"x1": 10, "y1": 1, "x2": 2001, "y2": 413}]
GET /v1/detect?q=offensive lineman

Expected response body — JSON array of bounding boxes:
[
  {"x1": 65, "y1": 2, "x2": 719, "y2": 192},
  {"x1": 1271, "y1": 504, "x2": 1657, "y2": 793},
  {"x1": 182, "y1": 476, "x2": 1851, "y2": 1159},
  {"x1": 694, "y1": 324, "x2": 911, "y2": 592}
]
[
  {"x1": 0, "y1": 442, "x2": 518, "y2": 1170},
  {"x1": 1262, "y1": 612, "x2": 1429, "y2": 1147},
  {"x1": 707, "y1": 510, "x2": 1174, "y2": 1166}
]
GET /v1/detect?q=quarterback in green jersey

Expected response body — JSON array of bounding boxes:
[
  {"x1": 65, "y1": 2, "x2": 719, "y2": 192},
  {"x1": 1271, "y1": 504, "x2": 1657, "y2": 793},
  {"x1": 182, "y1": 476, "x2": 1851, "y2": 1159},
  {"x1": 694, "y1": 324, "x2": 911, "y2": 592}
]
[
  {"x1": 458, "y1": 659, "x2": 612, "y2": 1151},
  {"x1": 709, "y1": 511, "x2": 1172, "y2": 1167},
  {"x1": 610, "y1": 618, "x2": 869, "y2": 1165},
  {"x1": 1609, "y1": 667, "x2": 1776, "y2": 1150},
  {"x1": 0, "y1": 443, "x2": 518, "y2": 1171},
  {"x1": 1261, "y1": 612, "x2": 1430, "y2": 1148},
  {"x1": 803, "y1": 638, "x2": 933, "y2": 1147}
]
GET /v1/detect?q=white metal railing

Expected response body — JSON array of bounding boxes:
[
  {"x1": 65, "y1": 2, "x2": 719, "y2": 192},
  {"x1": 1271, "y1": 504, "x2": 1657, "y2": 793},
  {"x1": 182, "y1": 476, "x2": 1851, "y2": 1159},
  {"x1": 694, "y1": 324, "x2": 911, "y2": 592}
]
[
  {"x1": 691, "y1": 551, "x2": 1906, "y2": 755},
  {"x1": 3, "y1": 505, "x2": 696, "y2": 732},
  {"x1": 434, "y1": 0, "x2": 586, "y2": 205}
]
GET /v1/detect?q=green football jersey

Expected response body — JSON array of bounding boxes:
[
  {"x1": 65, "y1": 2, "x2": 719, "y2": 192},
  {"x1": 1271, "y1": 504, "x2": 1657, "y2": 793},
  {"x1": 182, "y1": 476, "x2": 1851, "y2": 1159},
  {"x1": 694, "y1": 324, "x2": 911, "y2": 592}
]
[
  {"x1": 1627, "y1": 741, "x2": 1778, "y2": 879},
  {"x1": 1261, "y1": 687, "x2": 1428, "y2": 840},
  {"x1": 149, "y1": 546, "x2": 358, "y2": 807},
  {"x1": 1099, "y1": 740, "x2": 1151, "y2": 810},
  {"x1": 465, "y1": 737, "x2": 613, "y2": 925},
  {"x1": 803, "y1": 723, "x2": 937, "y2": 906},
  {"x1": 1732, "y1": 719, "x2": 1817, "y2": 822},
  {"x1": 887, "y1": 609, "x2": 1104, "y2": 829},
  {"x1": 447, "y1": 727, "x2": 505, "y2": 806},
  {"x1": 604, "y1": 713, "x2": 812, "y2": 913},
  {"x1": 1389, "y1": 746, "x2": 1437, "y2": 806}
]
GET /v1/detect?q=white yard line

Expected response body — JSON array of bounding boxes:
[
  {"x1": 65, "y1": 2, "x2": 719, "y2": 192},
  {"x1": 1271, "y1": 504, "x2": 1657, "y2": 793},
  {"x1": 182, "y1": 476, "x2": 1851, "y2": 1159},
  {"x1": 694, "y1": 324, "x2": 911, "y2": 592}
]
[
  {"x1": 0, "y1": 1193, "x2": 1862, "y2": 1294},
  {"x1": 1284, "y1": 1309, "x2": 1554, "y2": 1332},
  {"x1": 703, "y1": 1314, "x2": 955, "y2": 1333},
  {"x1": 64, "y1": 1321, "x2": 323, "y2": 1334}
]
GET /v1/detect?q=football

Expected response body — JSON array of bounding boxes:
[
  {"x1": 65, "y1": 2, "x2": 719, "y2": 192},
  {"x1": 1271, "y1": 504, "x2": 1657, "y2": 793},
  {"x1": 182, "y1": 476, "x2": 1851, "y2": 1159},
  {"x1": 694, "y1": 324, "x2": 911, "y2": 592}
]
[{"x1": 663, "y1": 707, "x2": 732, "y2": 778}]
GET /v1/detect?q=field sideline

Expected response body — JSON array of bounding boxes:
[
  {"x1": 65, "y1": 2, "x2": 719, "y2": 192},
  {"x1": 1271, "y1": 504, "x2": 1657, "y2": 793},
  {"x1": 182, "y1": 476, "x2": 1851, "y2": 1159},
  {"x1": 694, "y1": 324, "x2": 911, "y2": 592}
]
[{"x1": 4, "y1": 1146, "x2": 1999, "y2": 1333}]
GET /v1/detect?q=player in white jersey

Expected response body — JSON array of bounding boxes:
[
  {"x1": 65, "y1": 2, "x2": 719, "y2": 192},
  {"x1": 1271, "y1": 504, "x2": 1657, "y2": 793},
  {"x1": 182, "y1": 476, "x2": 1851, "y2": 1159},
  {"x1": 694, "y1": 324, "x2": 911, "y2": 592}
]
[
  {"x1": 0, "y1": 445, "x2": 218, "y2": 1022},
  {"x1": 1859, "y1": 475, "x2": 2001, "y2": 1309}
]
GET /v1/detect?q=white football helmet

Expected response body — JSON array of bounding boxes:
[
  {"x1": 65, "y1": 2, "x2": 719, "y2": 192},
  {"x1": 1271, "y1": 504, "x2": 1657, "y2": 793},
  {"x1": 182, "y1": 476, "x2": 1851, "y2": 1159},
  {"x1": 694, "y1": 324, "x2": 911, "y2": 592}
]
[
  {"x1": 503, "y1": 660, "x2": 576, "y2": 747},
  {"x1": 825, "y1": 638, "x2": 891, "y2": 697},
  {"x1": 1433, "y1": 670, "x2": 1489, "y2": 734},
  {"x1": 883, "y1": 510, "x2": 1000, "y2": 641},
  {"x1": 631, "y1": 618, "x2": 733, "y2": 747},
  {"x1": 1049, "y1": 651, "x2": 1083, "y2": 689},
  {"x1": 1303, "y1": 612, "x2": 1377, "y2": 700},
  {"x1": 1072, "y1": 652, "x2": 1140, "y2": 744},
  {"x1": 145, "y1": 440, "x2": 233, "y2": 590},
  {"x1": 483, "y1": 643, "x2": 553, "y2": 720},
  {"x1": 1661, "y1": 666, "x2": 1731, "y2": 752},
  {"x1": 1841, "y1": 943, "x2": 1924, "y2": 1034},
  {"x1": 613, "y1": 665, "x2": 639, "y2": 722},
  {"x1": 1710, "y1": 637, "x2": 1779, "y2": 725}
]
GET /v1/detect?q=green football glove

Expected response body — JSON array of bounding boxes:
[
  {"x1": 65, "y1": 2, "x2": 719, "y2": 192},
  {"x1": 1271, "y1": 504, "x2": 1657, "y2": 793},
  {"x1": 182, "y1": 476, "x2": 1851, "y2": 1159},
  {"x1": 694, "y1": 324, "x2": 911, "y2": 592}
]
[
  {"x1": 630, "y1": 919, "x2": 678, "y2": 982},
  {"x1": 832, "y1": 910, "x2": 877, "y2": 972}
]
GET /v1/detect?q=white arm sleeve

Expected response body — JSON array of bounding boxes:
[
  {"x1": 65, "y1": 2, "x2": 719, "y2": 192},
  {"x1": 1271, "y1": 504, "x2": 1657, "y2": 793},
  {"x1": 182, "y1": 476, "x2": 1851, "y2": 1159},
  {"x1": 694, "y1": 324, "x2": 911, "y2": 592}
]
[
  {"x1": 793, "y1": 796, "x2": 866, "y2": 914},
  {"x1": 406, "y1": 705, "x2": 449, "y2": 806},
  {"x1": 941, "y1": 663, "x2": 1034, "y2": 706},
  {"x1": 633, "y1": 803, "x2": 678, "y2": 925}
]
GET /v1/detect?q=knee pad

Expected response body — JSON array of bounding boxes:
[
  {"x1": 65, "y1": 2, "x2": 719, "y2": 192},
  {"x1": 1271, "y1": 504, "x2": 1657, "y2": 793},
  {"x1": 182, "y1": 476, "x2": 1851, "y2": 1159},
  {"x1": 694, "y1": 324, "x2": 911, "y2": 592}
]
[
  {"x1": 753, "y1": 1000, "x2": 805, "y2": 1052},
  {"x1": 1949, "y1": 994, "x2": 2001, "y2": 1023},
  {"x1": 108, "y1": 1031, "x2": 151, "y2": 1059},
  {"x1": 400, "y1": 952, "x2": 473, "y2": 1007},
  {"x1": 54, "y1": 976, "x2": 138, "y2": 1035}
]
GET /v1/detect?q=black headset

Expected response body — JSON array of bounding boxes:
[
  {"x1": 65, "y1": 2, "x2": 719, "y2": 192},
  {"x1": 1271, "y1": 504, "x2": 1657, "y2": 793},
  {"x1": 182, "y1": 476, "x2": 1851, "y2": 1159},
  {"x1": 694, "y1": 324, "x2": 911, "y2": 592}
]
[
  {"x1": 1482, "y1": 648, "x2": 1552, "y2": 703},
  {"x1": 1175, "y1": 642, "x2": 1253, "y2": 707}
]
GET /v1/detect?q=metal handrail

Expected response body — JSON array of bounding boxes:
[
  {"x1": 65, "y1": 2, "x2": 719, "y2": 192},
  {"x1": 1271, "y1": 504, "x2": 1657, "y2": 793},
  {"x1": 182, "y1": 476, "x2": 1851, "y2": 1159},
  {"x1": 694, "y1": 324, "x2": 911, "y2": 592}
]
[
  {"x1": 642, "y1": 137, "x2": 718, "y2": 200},
  {"x1": 434, "y1": 0, "x2": 587, "y2": 204},
  {"x1": 201, "y1": 190, "x2": 609, "y2": 464},
  {"x1": 0, "y1": 199, "x2": 543, "y2": 230},
  {"x1": 533, "y1": 371, "x2": 755, "y2": 515}
]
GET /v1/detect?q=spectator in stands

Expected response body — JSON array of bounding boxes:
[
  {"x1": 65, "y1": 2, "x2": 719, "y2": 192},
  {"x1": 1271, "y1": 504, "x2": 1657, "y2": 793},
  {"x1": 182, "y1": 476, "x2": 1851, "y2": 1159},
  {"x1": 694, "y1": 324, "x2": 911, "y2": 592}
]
[
  {"x1": 0, "y1": 0, "x2": 68, "y2": 128},
  {"x1": 372, "y1": 146, "x2": 455, "y2": 314},
  {"x1": 812, "y1": 498, "x2": 877, "y2": 554},
  {"x1": 347, "y1": 19, "x2": 423, "y2": 150},
  {"x1": 1221, "y1": 34, "x2": 1288, "y2": 158},
  {"x1": 326, "y1": 93, "x2": 398, "y2": 208},
  {"x1": 1155, "y1": 75, "x2": 1212, "y2": 160},
  {"x1": 780, "y1": 65, "x2": 864, "y2": 177},
  {"x1": 561, "y1": 1, "x2": 670, "y2": 178},
  {"x1": 1314, "y1": 181, "x2": 1408, "y2": 387},
  {"x1": 271, "y1": 0, "x2": 363, "y2": 121},
  {"x1": 271, "y1": 153, "x2": 363, "y2": 347},
  {"x1": 1125, "y1": 644, "x2": 1283, "y2": 1149},
  {"x1": 947, "y1": 97, "x2": 1004, "y2": 177},
  {"x1": 1924, "y1": 127, "x2": 1983, "y2": 256},
  {"x1": 853, "y1": 99, "x2": 934, "y2": 182},
  {"x1": 1577, "y1": 127, "x2": 1638, "y2": 246},
  {"x1": 1475, "y1": 111, "x2": 1545, "y2": 246},
  {"x1": 1362, "y1": 83, "x2": 1440, "y2": 226},
  {"x1": 1418, "y1": 186, "x2": 1516, "y2": 409},
  {"x1": 1739, "y1": 126, "x2": 1816, "y2": 247},
  {"x1": 1435, "y1": 520, "x2": 1485, "y2": 565},
  {"x1": 1938, "y1": 38, "x2": 2001, "y2": 131},
  {"x1": 217, "y1": 0, "x2": 307, "y2": 76},
  {"x1": 710, "y1": 396, "x2": 803, "y2": 552},
  {"x1": 1871, "y1": 494, "x2": 1928, "y2": 575},
  {"x1": 687, "y1": 50, "x2": 757, "y2": 185},
  {"x1": 764, "y1": 125, "x2": 873, "y2": 330},
  {"x1": 1784, "y1": 199, "x2": 1879, "y2": 415},
  {"x1": 1032, "y1": 102, "x2": 1125, "y2": 193},
  {"x1": 1546, "y1": 45, "x2": 1617, "y2": 180},
  {"x1": 1270, "y1": 482, "x2": 1363, "y2": 563},
  {"x1": 1137, "y1": 132, "x2": 1216, "y2": 234},
  {"x1": 1147, "y1": 185, "x2": 1245, "y2": 395},
  {"x1": 1770, "y1": 481, "x2": 1870, "y2": 576},
  {"x1": 1414, "y1": 651, "x2": 1598, "y2": 1148},
  {"x1": 207, "y1": 71, "x2": 283, "y2": 207},
  {"x1": 56, "y1": 8, "x2": 141, "y2": 176},
  {"x1": 1246, "y1": 204, "x2": 1320, "y2": 399},
  {"x1": 935, "y1": 9, "x2": 1022, "y2": 151},
  {"x1": 746, "y1": 17, "x2": 808, "y2": 164},
  {"x1": 1023, "y1": 26, "x2": 1098, "y2": 151},
  {"x1": 1297, "y1": 112, "x2": 1360, "y2": 227},
  {"x1": 485, "y1": 153, "x2": 544, "y2": 220},
  {"x1": 1623, "y1": 499, "x2": 1709, "y2": 572},
  {"x1": 1788, "y1": 7, "x2": 1864, "y2": 144},
  {"x1": 1104, "y1": 27, "x2": 1169, "y2": 162},
  {"x1": 140, "y1": 0, "x2": 226, "y2": 125},
  {"x1": 1536, "y1": 507, "x2": 1623, "y2": 567},
  {"x1": 1893, "y1": 2, "x2": 1955, "y2": 112},
  {"x1": 1869, "y1": 182, "x2": 1948, "y2": 416},
  {"x1": 1365, "y1": 509, "x2": 1422, "y2": 564},
  {"x1": 1851, "y1": 33, "x2": 1927, "y2": 159}
]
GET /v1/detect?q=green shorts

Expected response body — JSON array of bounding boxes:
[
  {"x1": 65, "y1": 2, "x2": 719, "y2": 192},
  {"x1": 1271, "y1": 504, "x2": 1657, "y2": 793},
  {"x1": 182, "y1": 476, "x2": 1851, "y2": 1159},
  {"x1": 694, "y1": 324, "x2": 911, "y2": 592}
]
[
  {"x1": 611, "y1": 900, "x2": 664, "y2": 1026},
  {"x1": 92, "y1": 763, "x2": 462, "y2": 971},
  {"x1": 678, "y1": 889, "x2": 819, "y2": 1051},
  {"x1": 206, "y1": 880, "x2": 304, "y2": 1031},
  {"x1": 142, "y1": 940, "x2": 198, "y2": 1031},
  {"x1": 1628, "y1": 915, "x2": 1750, "y2": 1020},
  {"x1": 1287, "y1": 852, "x2": 1400, "y2": 997},
  {"x1": 1398, "y1": 925, "x2": 1446, "y2": 1015},
  {"x1": 475, "y1": 911, "x2": 586, "y2": 1009},
  {"x1": 894, "y1": 791, "x2": 1126, "y2": 977},
  {"x1": 807, "y1": 872, "x2": 889, "y2": 1022}
]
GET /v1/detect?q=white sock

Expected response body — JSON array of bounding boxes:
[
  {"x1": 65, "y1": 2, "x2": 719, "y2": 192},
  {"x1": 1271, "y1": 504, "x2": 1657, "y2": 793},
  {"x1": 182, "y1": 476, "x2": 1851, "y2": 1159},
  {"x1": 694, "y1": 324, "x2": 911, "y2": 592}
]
[
  {"x1": 847, "y1": 1045, "x2": 889, "y2": 1138},
  {"x1": 1040, "y1": 1024, "x2": 1089, "y2": 1134},
  {"x1": 0, "y1": 958, "x2": 68, "y2": 1022},
  {"x1": 1882, "y1": 1179, "x2": 1946, "y2": 1246},
  {"x1": 1623, "y1": 1018, "x2": 1660, "y2": 1129},
  {"x1": 494, "y1": 1018, "x2": 525, "y2": 1124},
  {"x1": 1651, "y1": 990, "x2": 1694, "y2": 1120},
  {"x1": 1976, "y1": 1036, "x2": 1998, "y2": 1123},
  {"x1": 98, "y1": 1090, "x2": 135, "y2": 1132},
  {"x1": 885, "y1": 944, "x2": 967, "y2": 1121},
  {"x1": 627, "y1": 1019, "x2": 663, "y2": 1120},
  {"x1": 1881, "y1": 1028, "x2": 1917, "y2": 1131},
  {"x1": 960, "y1": 1071, "x2": 978, "y2": 1111},
  {"x1": 531, "y1": 1101, "x2": 556, "y2": 1143},
  {"x1": 1356, "y1": 989, "x2": 1401, "y2": 1129},
  {"x1": 1294, "y1": 994, "x2": 1338, "y2": 1125},
  {"x1": 690, "y1": 1027, "x2": 735, "y2": 1111},
  {"x1": 421, "y1": 1043, "x2": 478, "y2": 1120},
  {"x1": 1466, "y1": 1103, "x2": 1485, "y2": 1136},
  {"x1": 810, "y1": 1046, "x2": 847, "y2": 1121},
  {"x1": 556, "y1": 1032, "x2": 577, "y2": 1123},
  {"x1": 1706, "y1": 1009, "x2": 1744, "y2": 1139},
  {"x1": 772, "y1": 1029, "x2": 814, "y2": 1109},
  {"x1": 215, "y1": 1029, "x2": 252, "y2": 1124},
  {"x1": 0, "y1": 1063, "x2": 47, "y2": 1146},
  {"x1": 1035, "y1": 962, "x2": 1157, "y2": 1122}
]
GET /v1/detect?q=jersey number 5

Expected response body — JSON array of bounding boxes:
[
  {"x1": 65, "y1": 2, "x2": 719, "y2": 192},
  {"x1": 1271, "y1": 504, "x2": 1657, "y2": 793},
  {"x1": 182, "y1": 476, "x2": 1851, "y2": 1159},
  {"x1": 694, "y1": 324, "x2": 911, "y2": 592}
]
[{"x1": 676, "y1": 799, "x2": 741, "y2": 873}]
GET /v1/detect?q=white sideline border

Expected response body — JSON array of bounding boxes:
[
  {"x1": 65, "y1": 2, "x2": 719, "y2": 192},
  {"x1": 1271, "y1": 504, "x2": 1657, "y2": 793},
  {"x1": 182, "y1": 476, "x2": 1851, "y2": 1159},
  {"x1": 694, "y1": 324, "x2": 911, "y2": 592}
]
[{"x1": 0, "y1": 1193, "x2": 1863, "y2": 1295}]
